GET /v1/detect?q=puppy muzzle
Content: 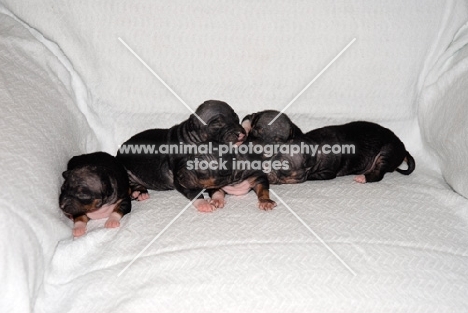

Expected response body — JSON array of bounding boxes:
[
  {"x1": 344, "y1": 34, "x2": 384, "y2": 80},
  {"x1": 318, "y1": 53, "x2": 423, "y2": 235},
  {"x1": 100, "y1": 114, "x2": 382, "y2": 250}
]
[{"x1": 220, "y1": 126, "x2": 246, "y2": 144}]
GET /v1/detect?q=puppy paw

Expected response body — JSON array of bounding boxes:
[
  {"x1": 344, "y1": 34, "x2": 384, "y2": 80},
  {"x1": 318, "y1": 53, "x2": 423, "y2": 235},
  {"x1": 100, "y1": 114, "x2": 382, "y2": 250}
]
[
  {"x1": 194, "y1": 199, "x2": 217, "y2": 212},
  {"x1": 210, "y1": 190, "x2": 226, "y2": 208},
  {"x1": 105, "y1": 212, "x2": 122, "y2": 228},
  {"x1": 354, "y1": 175, "x2": 367, "y2": 184},
  {"x1": 210, "y1": 198, "x2": 225, "y2": 209},
  {"x1": 73, "y1": 225, "x2": 87, "y2": 237},
  {"x1": 258, "y1": 199, "x2": 277, "y2": 211},
  {"x1": 138, "y1": 193, "x2": 150, "y2": 201},
  {"x1": 105, "y1": 219, "x2": 121, "y2": 228},
  {"x1": 132, "y1": 191, "x2": 150, "y2": 201}
]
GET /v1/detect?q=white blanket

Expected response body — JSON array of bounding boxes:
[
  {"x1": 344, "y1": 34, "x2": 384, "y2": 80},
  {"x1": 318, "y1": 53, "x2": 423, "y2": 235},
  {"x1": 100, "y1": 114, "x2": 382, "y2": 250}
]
[
  {"x1": 2, "y1": 0, "x2": 465, "y2": 149},
  {"x1": 36, "y1": 164, "x2": 468, "y2": 312},
  {"x1": 1, "y1": 1, "x2": 468, "y2": 312},
  {"x1": 419, "y1": 21, "x2": 468, "y2": 199},
  {"x1": 0, "y1": 10, "x2": 97, "y2": 312}
]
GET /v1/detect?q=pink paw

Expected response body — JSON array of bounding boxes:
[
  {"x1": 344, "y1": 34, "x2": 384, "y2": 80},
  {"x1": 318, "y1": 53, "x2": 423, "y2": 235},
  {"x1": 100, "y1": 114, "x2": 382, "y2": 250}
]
[
  {"x1": 258, "y1": 199, "x2": 277, "y2": 211},
  {"x1": 105, "y1": 219, "x2": 121, "y2": 228},
  {"x1": 194, "y1": 199, "x2": 217, "y2": 212},
  {"x1": 132, "y1": 191, "x2": 150, "y2": 201},
  {"x1": 354, "y1": 175, "x2": 367, "y2": 184},
  {"x1": 210, "y1": 190, "x2": 226, "y2": 208},
  {"x1": 138, "y1": 193, "x2": 150, "y2": 201},
  {"x1": 73, "y1": 225, "x2": 87, "y2": 237},
  {"x1": 105, "y1": 212, "x2": 122, "y2": 228},
  {"x1": 210, "y1": 198, "x2": 225, "y2": 209}
]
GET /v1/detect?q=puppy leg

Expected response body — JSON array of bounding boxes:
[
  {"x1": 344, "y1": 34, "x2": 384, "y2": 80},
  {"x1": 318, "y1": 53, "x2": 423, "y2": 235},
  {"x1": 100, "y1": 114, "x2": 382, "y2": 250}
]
[
  {"x1": 132, "y1": 191, "x2": 150, "y2": 201},
  {"x1": 130, "y1": 184, "x2": 150, "y2": 201},
  {"x1": 248, "y1": 174, "x2": 277, "y2": 210},
  {"x1": 105, "y1": 212, "x2": 123, "y2": 228},
  {"x1": 193, "y1": 199, "x2": 217, "y2": 212},
  {"x1": 357, "y1": 144, "x2": 408, "y2": 183},
  {"x1": 73, "y1": 214, "x2": 90, "y2": 237},
  {"x1": 174, "y1": 180, "x2": 217, "y2": 212},
  {"x1": 105, "y1": 196, "x2": 132, "y2": 228},
  {"x1": 308, "y1": 170, "x2": 337, "y2": 181},
  {"x1": 353, "y1": 175, "x2": 367, "y2": 184},
  {"x1": 361, "y1": 154, "x2": 391, "y2": 183},
  {"x1": 209, "y1": 189, "x2": 226, "y2": 209}
]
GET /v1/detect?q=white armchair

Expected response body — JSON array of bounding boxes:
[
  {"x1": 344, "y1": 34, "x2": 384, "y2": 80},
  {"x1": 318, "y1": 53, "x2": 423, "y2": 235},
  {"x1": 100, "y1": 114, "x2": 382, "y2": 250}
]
[{"x1": 1, "y1": 1, "x2": 467, "y2": 312}]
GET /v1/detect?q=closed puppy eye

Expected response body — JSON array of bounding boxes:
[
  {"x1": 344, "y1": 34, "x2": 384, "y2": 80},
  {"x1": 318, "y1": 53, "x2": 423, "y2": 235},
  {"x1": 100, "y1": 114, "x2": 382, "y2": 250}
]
[
  {"x1": 208, "y1": 117, "x2": 223, "y2": 127},
  {"x1": 75, "y1": 193, "x2": 94, "y2": 204},
  {"x1": 76, "y1": 193, "x2": 92, "y2": 200}
]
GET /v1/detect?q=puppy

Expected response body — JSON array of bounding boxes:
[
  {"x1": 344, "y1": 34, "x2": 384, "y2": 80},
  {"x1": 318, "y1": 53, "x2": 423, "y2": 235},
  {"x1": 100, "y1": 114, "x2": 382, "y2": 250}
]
[
  {"x1": 305, "y1": 121, "x2": 415, "y2": 183},
  {"x1": 117, "y1": 100, "x2": 276, "y2": 212},
  {"x1": 240, "y1": 110, "x2": 311, "y2": 184},
  {"x1": 242, "y1": 110, "x2": 415, "y2": 184},
  {"x1": 59, "y1": 152, "x2": 131, "y2": 237}
]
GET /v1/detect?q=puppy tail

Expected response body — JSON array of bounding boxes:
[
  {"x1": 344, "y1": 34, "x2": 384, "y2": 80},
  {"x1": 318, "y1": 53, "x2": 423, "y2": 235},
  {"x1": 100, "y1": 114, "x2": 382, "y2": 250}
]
[{"x1": 395, "y1": 151, "x2": 415, "y2": 175}]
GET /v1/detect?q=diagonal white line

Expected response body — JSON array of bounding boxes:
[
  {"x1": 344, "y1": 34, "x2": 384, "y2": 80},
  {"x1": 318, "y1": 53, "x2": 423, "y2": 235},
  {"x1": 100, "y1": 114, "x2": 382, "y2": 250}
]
[
  {"x1": 118, "y1": 37, "x2": 207, "y2": 125},
  {"x1": 268, "y1": 38, "x2": 356, "y2": 125},
  {"x1": 117, "y1": 189, "x2": 206, "y2": 277},
  {"x1": 270, "y1": 189, "x2": 357, "y2": 276}
]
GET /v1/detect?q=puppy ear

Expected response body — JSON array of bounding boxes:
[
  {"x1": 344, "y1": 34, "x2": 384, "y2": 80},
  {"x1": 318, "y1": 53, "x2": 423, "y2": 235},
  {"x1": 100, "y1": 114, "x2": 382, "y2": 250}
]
[
  {"x1": 188, "y1": 114, "x2": 201, "y2": 132},
  {"x1": 289, "y1": 125, "x2": 295, "y2": 139},
  {"x1": 62, "y1": 170, "x2": 70, "y2": 179},
  {"x1": 187, "y1": 113, "x2": 210, "y2": 141},
  {"x1": 241, "y1": 114, "x2": 255, "y2": 135},
  {"x1": 289, "y1": 124, "x2": 303, "y2": 140},
  {"x1": 241, "y1": 114, "x2": 253, "y2": 124},
  {"x1": 96, "y1": 171, "x2": 111, "y2": 203}
]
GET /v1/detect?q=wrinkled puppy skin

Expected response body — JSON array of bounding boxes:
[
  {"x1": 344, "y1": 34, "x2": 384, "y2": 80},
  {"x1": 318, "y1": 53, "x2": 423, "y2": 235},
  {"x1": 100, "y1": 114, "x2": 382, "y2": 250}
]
[
  {"x1": 240, "y1": 110, "x2": 312, "y2": 185},
  {"x1": 242, "y1": 110, "x2": 302, "y2": 143},
  {"x1": 305, "y1": 121, "x2": 415, "y2": 183},
  {"x1": 242, "y1": 110, "x2": 415, "y2": 185},
  {"x1": 59, "y1": 152, "x2": 131, "y2": 237},
  {"x1": 117, "y1": 100, "x2": 276, "y2": 212}
]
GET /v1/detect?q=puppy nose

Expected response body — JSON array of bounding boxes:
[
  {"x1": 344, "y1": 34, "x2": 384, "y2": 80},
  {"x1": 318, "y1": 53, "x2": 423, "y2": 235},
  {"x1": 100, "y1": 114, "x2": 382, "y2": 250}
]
[{"x1": 59, "y1": 198, "x2": 69, "y2": 209}]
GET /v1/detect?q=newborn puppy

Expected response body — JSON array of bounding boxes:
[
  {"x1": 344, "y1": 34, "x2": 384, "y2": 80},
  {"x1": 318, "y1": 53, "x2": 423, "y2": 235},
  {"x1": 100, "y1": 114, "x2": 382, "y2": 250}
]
[
  {"x1": 240, "y1": 110, "x2": 312, "y2": 184},
  {"x1": 242, "y1": 110, "x2": 304, "y2": 143},
  {"x1": 117, "y1": 100, "x2": 276, "y2": 212},
  {"x1": 242, "y1": 110, "x2": 415, "y2": 184},
  {"x1": 59, "y1": 152, "x2": 131, "y2": 237},
  {"x1": 305, "y1": 121, "x2": 415, "y2": 183}
]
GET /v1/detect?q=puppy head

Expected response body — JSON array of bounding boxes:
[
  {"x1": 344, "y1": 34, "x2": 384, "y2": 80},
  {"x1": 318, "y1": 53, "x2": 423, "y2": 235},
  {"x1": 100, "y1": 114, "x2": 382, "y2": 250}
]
[
  {"x1": 242, "y1": 110, "x2": 301, "y2": 143},
  {"x1": 188, "y1": 100, "x2": 246, "y2": 144},
  {"x1": 59, "y1": 166, "x2": 118, "y2": 218}
]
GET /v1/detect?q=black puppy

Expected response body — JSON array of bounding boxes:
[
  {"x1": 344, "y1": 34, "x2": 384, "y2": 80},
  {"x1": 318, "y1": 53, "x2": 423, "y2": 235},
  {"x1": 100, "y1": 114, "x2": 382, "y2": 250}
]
[
  {"x1": 305, "y1": 121, "x2": 415, "y2": 183},
  {"x1": 242, "y1": 110, "x2": 415, "y2": 184},
  {"x1": 59, "y1": 152, "x2": 131, "y2": 237},
  {"x1": 240, "y1": 110, "x2": 311, "y2": 184},
  {"x1": 117, "y1": 100, "x2": 276, "y2": 212}
]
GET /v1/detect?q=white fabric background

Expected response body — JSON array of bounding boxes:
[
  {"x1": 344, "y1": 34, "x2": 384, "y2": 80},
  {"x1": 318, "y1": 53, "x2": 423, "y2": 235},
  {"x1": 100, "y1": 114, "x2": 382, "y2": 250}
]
[
  {"x1": 2, "y1": 0, "x2": 465, "y2": 151},
  {"x1": 419, "y1": 22, "x2": 468, "y2": 199},
  {"x1": 0, "y1": 10, "x2": 97, "y2": 312},
  {"x1": 0, "y1": 1, "x2": 467, "y2": 312}
]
